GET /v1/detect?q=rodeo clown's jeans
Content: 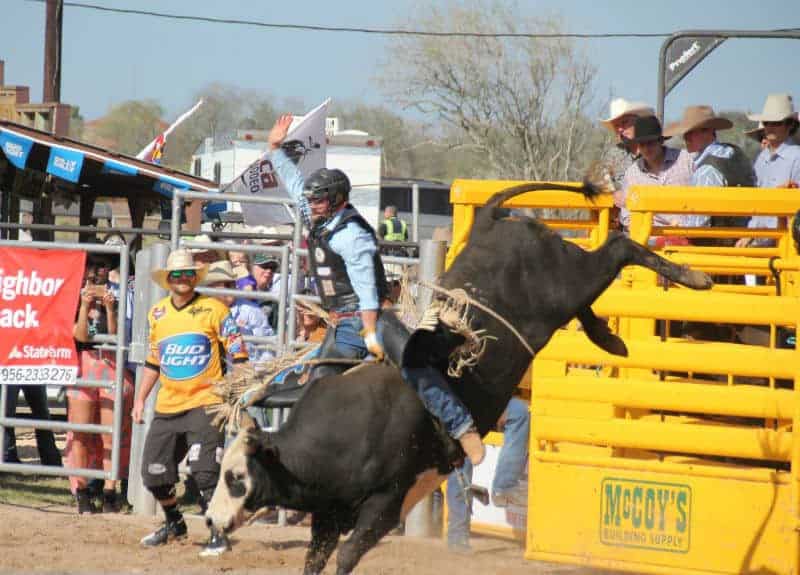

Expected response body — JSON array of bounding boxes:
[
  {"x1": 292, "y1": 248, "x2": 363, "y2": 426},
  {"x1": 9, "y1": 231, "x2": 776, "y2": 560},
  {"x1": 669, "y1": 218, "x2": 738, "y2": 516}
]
[{"x1": 446, "y1": 397, "x2": 530, "y2": 548}]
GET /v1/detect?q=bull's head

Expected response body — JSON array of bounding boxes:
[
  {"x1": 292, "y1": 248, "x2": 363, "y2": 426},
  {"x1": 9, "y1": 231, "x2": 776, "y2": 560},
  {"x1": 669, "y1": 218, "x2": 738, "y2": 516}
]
[{"x1": 205, "y1": 412, "x2": 279, "y2": 534}]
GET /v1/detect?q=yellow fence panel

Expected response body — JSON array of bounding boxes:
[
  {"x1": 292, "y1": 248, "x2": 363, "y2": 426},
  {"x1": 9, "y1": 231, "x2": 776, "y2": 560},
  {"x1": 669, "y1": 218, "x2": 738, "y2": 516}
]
[{"x1": 446, "y1": 179, "x2": 800, "y2": 575}]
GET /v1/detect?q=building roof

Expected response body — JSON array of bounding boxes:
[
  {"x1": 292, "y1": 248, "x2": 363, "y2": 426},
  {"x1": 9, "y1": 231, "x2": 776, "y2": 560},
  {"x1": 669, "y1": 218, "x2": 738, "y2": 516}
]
[{"x1": 0, "y1": 120, "x2": 217, "y2": 199}]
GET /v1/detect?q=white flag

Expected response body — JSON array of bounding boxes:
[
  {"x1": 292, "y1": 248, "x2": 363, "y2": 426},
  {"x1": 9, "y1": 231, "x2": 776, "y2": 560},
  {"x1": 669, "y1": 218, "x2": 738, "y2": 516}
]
[
  {"x1": 223, "y1": 99, "x2": 329, "y2": 226},
  {"x1": 136, "y1": 99, "x2": 204, "y2": 163}
]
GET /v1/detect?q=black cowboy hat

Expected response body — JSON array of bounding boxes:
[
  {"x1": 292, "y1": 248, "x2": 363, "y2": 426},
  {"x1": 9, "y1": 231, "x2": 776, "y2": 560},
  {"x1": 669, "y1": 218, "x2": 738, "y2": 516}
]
[{"x1": 630, "y1": 116, "x2": 665, "y2": 144}]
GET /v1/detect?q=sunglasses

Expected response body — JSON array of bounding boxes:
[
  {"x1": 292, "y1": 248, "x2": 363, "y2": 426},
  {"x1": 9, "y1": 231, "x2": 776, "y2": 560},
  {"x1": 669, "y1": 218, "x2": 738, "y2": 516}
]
[
  {"x1": 168, "y1": 269, "x2": 197, "y2": 280},
  {"x1": 763, "y1": 120, "x2": 788, "y2": 128}
]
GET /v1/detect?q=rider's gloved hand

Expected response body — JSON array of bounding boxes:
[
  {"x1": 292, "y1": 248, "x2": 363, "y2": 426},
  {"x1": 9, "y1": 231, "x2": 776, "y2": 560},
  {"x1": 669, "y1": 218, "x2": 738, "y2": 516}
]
[{"x1": 362, "y1": 330, "x2": 385, "y2": 361}]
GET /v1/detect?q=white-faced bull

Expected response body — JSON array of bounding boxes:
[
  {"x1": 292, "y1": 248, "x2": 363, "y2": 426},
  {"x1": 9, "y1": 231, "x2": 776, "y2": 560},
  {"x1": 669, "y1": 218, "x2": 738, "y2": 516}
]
[{"x1": 207, "y1": 181, "x2": 712, "y2": 575}]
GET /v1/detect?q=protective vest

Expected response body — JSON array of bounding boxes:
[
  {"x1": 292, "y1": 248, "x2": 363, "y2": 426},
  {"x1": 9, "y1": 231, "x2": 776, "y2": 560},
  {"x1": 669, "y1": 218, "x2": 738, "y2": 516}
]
[
  {"x1": 698, "y1": 143, "x2": 755, "y2": 188},
  {"x1": 308, "y1": 207, "x2": 389, "y2": 312},
  {"x1": 382, "y1": 217, "x2": 408, "y2": 241},
  {"x1": 698, "y1": 143, "x2": 756, "y2": 229}
]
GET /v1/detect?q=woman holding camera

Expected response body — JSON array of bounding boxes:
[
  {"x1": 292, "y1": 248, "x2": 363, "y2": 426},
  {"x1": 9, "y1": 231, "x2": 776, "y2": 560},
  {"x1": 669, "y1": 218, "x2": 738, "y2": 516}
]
[{"x1": 67, "y1": 256, "x2": 134, "y2": 514}]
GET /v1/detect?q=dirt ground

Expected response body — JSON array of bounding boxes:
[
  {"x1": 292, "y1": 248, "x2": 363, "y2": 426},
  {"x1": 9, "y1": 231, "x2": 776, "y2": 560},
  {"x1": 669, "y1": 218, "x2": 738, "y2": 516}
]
[
  {"x1": 0, "y1": 503, "x2": 615, "y2": 575},
  {"x1": 3, "y1": 429, "x2": 612, "y2": 574}
]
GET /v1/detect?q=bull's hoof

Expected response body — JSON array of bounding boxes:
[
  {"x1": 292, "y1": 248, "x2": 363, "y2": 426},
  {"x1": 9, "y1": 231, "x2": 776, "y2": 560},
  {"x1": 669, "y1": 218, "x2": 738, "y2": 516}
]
[{"x1": 681, "y1": 268, "x2": 713, "y2": 290}]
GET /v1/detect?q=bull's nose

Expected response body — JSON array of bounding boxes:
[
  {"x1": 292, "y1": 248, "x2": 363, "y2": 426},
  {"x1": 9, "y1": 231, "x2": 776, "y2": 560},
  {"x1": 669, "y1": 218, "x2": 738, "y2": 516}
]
[{"x1": 205, "y1": 516, "x2": 213, "y2": 528}]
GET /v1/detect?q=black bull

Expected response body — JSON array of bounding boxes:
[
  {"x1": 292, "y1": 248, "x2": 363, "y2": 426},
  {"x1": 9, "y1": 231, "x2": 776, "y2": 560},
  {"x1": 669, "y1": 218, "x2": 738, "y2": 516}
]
[{"x1": 206, "y1": 181, "x2": 712, "y2": 575}]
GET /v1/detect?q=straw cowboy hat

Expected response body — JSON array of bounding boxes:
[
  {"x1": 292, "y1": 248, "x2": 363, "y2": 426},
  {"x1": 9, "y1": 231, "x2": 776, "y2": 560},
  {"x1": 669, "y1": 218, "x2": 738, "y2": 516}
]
[
  {"x1": 188, "y1": 234, "x2": 225, "y2": 258},
  {"x1": 151, "y1": 249, "x2": 207, "y2": 290},
  {"x1": 600, "y1": 98, "x2": 655, "y2": 130},
  {"x1": 747, "y1": 93, "x2": 799, "y2": 123},
  {"x1": 203, "y1": 260, "x2": 236, "y2": 285},
  {"x1": 663, "y1": 105, "x2": 733, "y2": 138},
  {"x1": 744, "y1": 122, "x2": 765, "y2": 142}
]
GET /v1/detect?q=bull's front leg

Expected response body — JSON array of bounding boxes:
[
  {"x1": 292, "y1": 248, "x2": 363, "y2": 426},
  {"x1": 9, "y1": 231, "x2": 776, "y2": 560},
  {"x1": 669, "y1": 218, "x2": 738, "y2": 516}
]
[
  {"x1": 335, "y1": 491, "x2": 404, "y2": 575},
  {"x1": 303, "y1": 512, "x2": 341, "y2": 575}
]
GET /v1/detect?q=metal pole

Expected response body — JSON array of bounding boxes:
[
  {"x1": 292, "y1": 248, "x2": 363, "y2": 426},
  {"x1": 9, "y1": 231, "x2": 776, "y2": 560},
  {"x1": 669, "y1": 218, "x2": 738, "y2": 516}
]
[
  {"x1": 286, "y1": 209, "x2": 303, "y2": 344},
  {"x1": 412, "y1": 183, "x2": 420, "y2": 243},
  {"x1": 416, "y1": 240, "x2": 447, "y2": 314},
  {"x1": 170, "y1": 193, "x2": 181, "y2": 251},
  {"x1": 404, "y1": 239, "x2": 447, "y2": 538},
  {"x1": 276, "y1": 244, "x2": 290, "y2": 353},
  {"x1": 109, "y1": 244, "x2": 129, "y2": 481},
  {"x1": 129, "y1": 244, "x2": 169, "y2": 516}
]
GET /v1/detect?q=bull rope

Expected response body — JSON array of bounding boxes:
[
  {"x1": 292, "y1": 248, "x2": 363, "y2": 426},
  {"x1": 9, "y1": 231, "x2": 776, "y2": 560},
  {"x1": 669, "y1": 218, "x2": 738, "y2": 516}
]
[
  {"x1": 210, "y1": 354, "x2": 371, "y2": 432},
  {"x1": 420, "y1": 280, "x2": 535, "y2": 361}
]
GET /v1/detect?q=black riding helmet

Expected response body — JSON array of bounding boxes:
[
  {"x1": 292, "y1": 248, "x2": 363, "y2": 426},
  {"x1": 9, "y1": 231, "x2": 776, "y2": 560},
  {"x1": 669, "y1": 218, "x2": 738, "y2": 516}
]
[{"x1": 303, "y1": 168, "x2": 351, "y2": 209}]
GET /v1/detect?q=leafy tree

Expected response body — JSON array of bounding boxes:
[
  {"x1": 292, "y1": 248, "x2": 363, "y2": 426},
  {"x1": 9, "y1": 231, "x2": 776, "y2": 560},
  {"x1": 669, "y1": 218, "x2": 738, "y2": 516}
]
[
  {"x1": 380, "y1": 0, "x2": 604, "y2": 182},
  {"x1": 86, "y1": 99, "x2": 163, "y2": 156}
]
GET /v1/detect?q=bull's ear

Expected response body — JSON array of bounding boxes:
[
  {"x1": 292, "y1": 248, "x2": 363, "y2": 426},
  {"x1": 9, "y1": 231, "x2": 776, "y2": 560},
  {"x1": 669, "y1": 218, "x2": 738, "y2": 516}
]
[
  {"x1": 243, "y1": 429, "x2": 262, "y2": 455},
  {"x1": 238, "y1": 411, "x2": 258, "y2": 432}
]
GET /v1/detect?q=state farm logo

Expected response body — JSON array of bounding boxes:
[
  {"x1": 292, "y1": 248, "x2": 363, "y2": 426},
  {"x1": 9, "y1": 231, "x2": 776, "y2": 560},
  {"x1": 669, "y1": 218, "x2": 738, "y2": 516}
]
[
  {"x1": 53, "y1": 155, "x2": 78, "y2": 173},
  {"x1": 3, "y1": 142, "x2": 23, "y2": 159},
  {"x1": 7, "y1": 345, "x2": 72, "y2": 360}
]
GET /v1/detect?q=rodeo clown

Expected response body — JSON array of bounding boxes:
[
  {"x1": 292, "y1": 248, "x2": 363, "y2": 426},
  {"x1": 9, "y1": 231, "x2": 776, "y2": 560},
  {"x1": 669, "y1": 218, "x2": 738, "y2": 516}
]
[
  {"x1": 132, "y1": 249, "x2": 248, "y2": 557},
  {"x1": 265, "y1": 114, "x2": 485, "y2": 465}
]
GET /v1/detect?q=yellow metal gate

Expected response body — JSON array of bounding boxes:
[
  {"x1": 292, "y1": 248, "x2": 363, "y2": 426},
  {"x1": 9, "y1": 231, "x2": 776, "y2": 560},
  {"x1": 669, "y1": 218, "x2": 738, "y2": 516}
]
[{"x1": 448, "y1": 179, "x2": 800, "y2": 575}]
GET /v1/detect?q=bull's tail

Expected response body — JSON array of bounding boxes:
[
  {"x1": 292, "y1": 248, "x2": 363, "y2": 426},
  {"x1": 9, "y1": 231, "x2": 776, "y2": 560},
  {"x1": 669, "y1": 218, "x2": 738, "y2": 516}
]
[{"x1": 484, "y1": 179, "x2": 602, "y2": 211}]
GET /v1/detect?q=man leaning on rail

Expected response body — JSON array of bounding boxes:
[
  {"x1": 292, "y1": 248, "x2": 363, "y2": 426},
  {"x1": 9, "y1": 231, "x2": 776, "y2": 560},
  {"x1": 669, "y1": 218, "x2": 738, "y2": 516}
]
[{"x1": 263, "y1": 114, "x2": 485, "y2": 465}]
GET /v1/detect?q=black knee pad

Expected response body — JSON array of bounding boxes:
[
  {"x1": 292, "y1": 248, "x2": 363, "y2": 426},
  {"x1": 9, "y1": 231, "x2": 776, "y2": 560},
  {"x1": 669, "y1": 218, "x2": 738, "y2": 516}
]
[{"x1": 147, "y1": 484, "x2": 176, "y2": 501}]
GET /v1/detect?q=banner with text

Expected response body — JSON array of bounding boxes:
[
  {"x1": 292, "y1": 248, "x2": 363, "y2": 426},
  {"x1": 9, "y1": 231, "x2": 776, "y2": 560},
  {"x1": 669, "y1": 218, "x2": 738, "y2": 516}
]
[
  {"x1": 664, "y1": 36, "x2": 726, "y2": 96},
  {"x1": 223, "y1": 99, "x2": 330, "y2": 227},
  {"x1": 0, "y1": 247, "x2": 85, "y2": 385}
]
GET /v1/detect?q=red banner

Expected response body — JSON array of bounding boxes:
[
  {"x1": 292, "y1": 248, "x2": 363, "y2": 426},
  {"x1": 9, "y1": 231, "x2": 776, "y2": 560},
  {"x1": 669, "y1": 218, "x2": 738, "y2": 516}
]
[{"x1": 0, "y1": 247, "x2": 86, "y2": 385}]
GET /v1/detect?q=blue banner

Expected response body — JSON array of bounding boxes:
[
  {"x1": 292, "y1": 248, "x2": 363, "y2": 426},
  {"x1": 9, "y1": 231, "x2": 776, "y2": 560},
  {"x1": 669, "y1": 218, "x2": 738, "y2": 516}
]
[
  {"x1": 46, "y1": 146, "x2": 84, "y2": 183},
  {"x1": 101, "y1": 159, "x2": 138, "y2": 177},
  {"x1": 0, "y1": 130, "x2": 33, "y2": 170},
  {"x1": 153, "y1": 176, "x2": 190, "y2": 198}
]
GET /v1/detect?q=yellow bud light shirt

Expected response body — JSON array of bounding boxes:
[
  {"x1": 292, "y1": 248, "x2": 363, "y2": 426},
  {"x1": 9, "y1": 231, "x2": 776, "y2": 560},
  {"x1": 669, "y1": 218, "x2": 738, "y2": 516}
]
[{"x1": 146, "y1": 294, "x2": 248, "y2": 413}]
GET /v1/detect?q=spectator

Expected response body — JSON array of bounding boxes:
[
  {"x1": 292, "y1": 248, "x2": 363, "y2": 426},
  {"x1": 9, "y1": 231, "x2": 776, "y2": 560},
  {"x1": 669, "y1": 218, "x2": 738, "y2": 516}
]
[
  {"x1": 745, "y1": 123, "x2": 767, "y2": 151},
  {"x1": 2, "y1": 385, "x2": 62, "y2": 466},
  {"x1": 738, "y1": 93, "x2": 800, "y2": 248},
  {"x1": 250, "y1": 252, "x2": 281, "y2": 328},
  {"x1": 204, "y1": 260, "x2": 275, "y2": 366},
  {"x1": 446, "y1": 397, "x2": 530, "y2": 552},
  {"x1": 268, "y1": 113, "x2": 484, "y2": 464},
  {"x1": 67, "y1": 255, "x2": 134, "y2": 514},
  {"x1": 228, "y1": 248, "x2": 249, "y2": 270},
  {"x1": 378, "y1": 205, "x2": 410, "y2": 258},
  {"x1": 133, "y1": 249, "x2": 248, "y2": 557},
  {"x1": 189, "y1": 234, "x2": 224, "y2": 265},
  {"x1": 664, "y1": 105, "x2": 755, "y2": 234},
  {"x1": 296, "y1": 302, "x2": 327, "y2": 344},
  {"x1": 620, "y1": 116, "x2": 693, "y2": 234},
  {"x1": 599, "y1": 98, "x2": 656, "y2": 229}
]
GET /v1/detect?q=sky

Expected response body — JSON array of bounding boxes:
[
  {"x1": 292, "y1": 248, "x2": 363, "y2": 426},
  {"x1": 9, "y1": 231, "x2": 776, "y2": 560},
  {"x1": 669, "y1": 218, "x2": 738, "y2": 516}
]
[{"x1": 1, "y1": 0, "x2": 799, "y2": 126}]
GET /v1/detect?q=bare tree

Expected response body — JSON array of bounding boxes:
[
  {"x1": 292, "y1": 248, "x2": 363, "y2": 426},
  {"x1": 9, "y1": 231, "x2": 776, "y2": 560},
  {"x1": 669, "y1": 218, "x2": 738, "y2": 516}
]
[{"x1": 380, "y1": 0, "x2": 602, "y2": 181}]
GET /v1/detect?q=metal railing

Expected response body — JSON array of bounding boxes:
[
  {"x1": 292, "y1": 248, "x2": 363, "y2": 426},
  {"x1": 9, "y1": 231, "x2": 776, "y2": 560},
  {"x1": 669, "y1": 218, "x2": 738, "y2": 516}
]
[{"x1": 0, "y1": 239, "x2": 129, "y2": 481}]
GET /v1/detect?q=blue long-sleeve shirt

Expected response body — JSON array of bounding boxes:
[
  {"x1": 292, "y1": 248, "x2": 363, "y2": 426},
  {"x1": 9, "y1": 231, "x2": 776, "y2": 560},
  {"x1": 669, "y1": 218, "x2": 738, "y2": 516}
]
[
  {"x1": 270, "y1": 148, "x2": 380, "y2": 310},
  {"x1": 748, "y1": 141, "x2": 800, "y2": 243}
]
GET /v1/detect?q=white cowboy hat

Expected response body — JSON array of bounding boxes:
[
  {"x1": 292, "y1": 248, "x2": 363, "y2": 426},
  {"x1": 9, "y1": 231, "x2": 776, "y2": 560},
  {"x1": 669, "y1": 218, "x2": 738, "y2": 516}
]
[
  {"x1": 150, "y1": 249, "x2": 208, "y2": 290},
  {"x1": 203, "y1": 260, "x2": 236, "y2": 285},
  {"x1": 747, "y1": 93, "x2": 799, "y2": 123},
  {"x1": 600, "y1": 98, "x2": 655, "y2": 130}
]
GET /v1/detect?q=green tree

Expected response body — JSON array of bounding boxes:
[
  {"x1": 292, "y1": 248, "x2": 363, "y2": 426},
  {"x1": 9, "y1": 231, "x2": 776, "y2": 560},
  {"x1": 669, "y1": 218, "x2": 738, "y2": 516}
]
[
  {"x1": 380, "y1": 0, "x2": 604, "y2": 182},
  {"x1": 89, "y1": 100, "x2": 164, "y2": 156}
]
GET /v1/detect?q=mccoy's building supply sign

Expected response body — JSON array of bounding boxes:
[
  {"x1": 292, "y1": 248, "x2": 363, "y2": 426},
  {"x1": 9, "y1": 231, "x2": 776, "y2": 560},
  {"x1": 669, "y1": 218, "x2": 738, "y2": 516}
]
[
  {"x1": 0, "y1": 247, "x2": 85, "y2": 385},
  {"x1": 600, "y1": 477, "x2": 691, "y2": 553}
]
